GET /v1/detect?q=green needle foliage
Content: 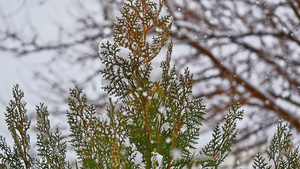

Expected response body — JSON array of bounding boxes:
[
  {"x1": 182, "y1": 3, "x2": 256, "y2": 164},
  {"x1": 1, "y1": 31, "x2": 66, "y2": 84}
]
[
  {"x1": 66, "y1": 86, "x2": 136, "y2": 168},
  {"x1": 0, "y1": 84, "x2": 33, "y2": 168},
  {"x1": 0, "y1": 85, "x2": 71, "y2": 168},
  {"x1": 99, "y1": 0, "x2": 205, "y2": 167},
  {"x1": 36, "y1": 103, "x2": 71, "y2": 168},
  {"x1": 198, "y1": 105, "x2": 244, "y2": 168},
  {"x1": 252, "y1": 120, "x2": 300, "y2": 169},
  {"x1": 0, "y1": 0, "x2": 299, "y2": 168}
]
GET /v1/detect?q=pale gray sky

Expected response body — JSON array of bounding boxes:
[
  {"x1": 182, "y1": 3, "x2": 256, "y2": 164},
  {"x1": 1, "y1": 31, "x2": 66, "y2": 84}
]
[{"x1": 0, "y1": 0, "x2": 74, "y2": 145}]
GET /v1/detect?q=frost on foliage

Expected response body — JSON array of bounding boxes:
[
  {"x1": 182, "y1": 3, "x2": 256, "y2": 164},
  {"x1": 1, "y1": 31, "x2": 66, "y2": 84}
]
[
  {"x1": 117, "y1": 46, "x2": 131, "y2": 59},
  {"x1": 158, "y1": 106, "x2": 166, "y2": 114},
  {"x1": 156, "y1": 27, "x2": 163, "y2": 33},
  {"x1": 151, "y1": 150, "x2": 163, "y2": 168},
  {"x1": 161, "y1": 122, "x2": 171, "y2": 131}
]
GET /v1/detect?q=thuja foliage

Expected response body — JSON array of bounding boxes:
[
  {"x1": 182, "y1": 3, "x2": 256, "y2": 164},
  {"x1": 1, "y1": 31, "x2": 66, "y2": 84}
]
[
  {"x1": 0, "y1": 0, "x2": 299, "y2": 168},
  {"x1": 0, "y1": 85, "x2": 71, "y2": 168},
  {"x1": 252, "y1": 120, "x2": 300, "y2": 169},
  {"x1": 198, "y1": 105, "x2": 243, "y2": 168}
]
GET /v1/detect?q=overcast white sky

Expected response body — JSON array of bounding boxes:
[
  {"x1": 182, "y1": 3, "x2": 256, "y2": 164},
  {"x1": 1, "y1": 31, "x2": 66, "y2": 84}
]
[{"x1": 0, "y1": 0, "x2": 75, "y2": 144}]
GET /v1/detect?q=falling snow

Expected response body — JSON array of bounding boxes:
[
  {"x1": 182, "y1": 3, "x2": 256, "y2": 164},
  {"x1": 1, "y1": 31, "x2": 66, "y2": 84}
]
[{"x1": 171, "y1": 148, "x2": 182, "y2": 160}]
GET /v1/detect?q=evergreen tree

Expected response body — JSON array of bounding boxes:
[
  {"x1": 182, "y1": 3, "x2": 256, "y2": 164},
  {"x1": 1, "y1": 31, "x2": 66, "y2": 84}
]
[
  {"x1": 252, "y1": 120, "x2": 300, "y2": 169},
  {"x1": 1, "y1": 0, "x2": 298, "y2": 168},
  {"x1": 0, "y1": 85, "x2": 72, "y2": 168},
  {"x1": 97, "y1": 0, "x2": 243, "y2": 167}
]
